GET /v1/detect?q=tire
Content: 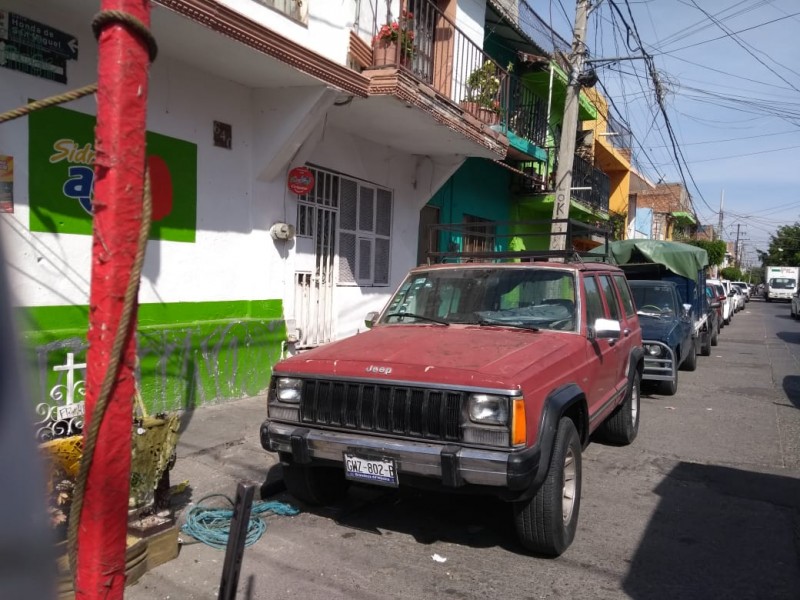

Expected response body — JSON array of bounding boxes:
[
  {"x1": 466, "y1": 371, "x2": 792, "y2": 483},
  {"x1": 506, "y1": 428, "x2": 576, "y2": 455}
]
[
  {"x1": 680, "y1": 342, "x2": 698, "y2": 372},
  {"x1": 598, "y1": 370, "x2": 641, "y2": 445},
  {"x1": 700, "y1": 330, "x2": 711, "y2": 357},
  {"x1": 710, "y1": 325, "x2": 719, "y2": 346},
  {"x1": 659, "y1": 366, "x2": 678, "y2": 396},
  {"x1": 282, "y1": 461, "x2": 350, "y2": 506},
  {"x1": 513, "y1": 418, "x2": 582, "y2": 557}
]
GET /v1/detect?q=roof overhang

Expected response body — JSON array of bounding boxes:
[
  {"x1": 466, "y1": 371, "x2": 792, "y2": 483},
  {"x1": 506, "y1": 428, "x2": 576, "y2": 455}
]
[{"x1": 670, "y1": 211, "x2": 697, "y2": 225}]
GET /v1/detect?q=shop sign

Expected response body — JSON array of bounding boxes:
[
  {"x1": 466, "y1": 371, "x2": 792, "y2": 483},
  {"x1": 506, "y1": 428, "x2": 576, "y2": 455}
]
[
  {"x1": 0, "y1": 10, "x2": 79, "y2": 59},
  {"x1": 29, "y1": 106, "x2": 198, "y2": 242},
  {"x1": 287, "y1": 167, "x2": 314, "y2": 195}
]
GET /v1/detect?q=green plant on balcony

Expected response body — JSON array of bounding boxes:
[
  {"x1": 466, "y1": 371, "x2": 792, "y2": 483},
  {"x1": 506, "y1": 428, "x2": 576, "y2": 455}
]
[{"x1": 465, "y1": 60, "x2": 502, "y2": 114}]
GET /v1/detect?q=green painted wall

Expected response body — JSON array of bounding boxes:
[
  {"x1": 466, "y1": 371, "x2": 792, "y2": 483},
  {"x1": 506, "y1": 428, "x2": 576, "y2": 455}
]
[
  {"x1": 17, "y1": 299, "x2": 286, "y2": 415},
  {"x1": 428, "y1": 158, "x2": 512, "y2": 253}
]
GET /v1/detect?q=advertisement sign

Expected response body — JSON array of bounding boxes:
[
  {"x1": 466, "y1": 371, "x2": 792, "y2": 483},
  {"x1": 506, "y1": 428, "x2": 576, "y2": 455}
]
[
  {"x1": 29, "y1": 106, "x2": 198, "y2": 242},
  {"x1": 0, "y1": 155, "x2": 13, "y2": 213},
  {"x1": 287, "y1": 166, "x2": 315, "y2": 195}
]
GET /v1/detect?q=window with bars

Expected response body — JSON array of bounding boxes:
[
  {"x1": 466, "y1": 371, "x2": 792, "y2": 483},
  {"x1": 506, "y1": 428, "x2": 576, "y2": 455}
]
[
  {"x1": 463, "y1": 214, "x2": 496, "y2": 254},
  {"x1": 340, "y1": 183, "x2": 393, "y2": 286},
  {"x1": 295, "y1": 166, "x2": 393, "y2": 287}
]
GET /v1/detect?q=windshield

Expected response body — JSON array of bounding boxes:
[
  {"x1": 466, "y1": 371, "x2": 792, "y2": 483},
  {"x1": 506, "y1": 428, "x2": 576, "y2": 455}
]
[
  {"x1": 630, "y1": 284, "x2": 677, "y2": 317},
  {"x1": 769, "y1": 277, "x2": 796, "y2": 290},
  {"x1": 381, "y1": 267, "x2": 577, "y2": 332}
]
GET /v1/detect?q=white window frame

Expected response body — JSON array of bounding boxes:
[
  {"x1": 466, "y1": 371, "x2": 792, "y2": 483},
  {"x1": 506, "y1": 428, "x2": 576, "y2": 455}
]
[{"x1": 339, "y1": 180, "x2": 392, "y2": 288}]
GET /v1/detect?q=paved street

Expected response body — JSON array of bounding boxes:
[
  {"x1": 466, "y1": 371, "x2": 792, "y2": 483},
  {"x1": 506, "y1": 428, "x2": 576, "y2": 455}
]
[{"x1": 128, "y1": 298, "x2": 800, "y2": 600}]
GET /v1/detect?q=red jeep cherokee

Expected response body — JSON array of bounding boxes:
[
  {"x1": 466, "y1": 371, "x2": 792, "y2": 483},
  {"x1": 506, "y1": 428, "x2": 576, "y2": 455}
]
[{"x1": 261, "y1": 261, "x2": 643, "y2": 556}]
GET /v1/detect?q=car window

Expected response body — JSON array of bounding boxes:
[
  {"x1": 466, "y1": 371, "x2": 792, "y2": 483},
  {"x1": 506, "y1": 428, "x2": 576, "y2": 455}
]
[
  {"x1": 614, "y1": 275, "x2": 636, "y2": 318},
  {"x1": 583, "y1": 276, "x2": 605, "y2": 324},
  {"x1": 599, "y1": 275, "x2": 621, "y2": 321}
]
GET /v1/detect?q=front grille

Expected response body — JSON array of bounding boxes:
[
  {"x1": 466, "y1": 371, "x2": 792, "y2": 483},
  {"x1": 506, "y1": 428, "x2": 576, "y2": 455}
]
[{"x1": 300, "y1": 380, "x2": 463, "y2": 441}]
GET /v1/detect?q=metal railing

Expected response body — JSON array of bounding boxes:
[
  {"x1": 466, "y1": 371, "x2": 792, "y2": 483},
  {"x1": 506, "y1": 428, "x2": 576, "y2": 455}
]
[
  {"x1": 370, "y1": 0, "x2": 509, "y2": 125},
  {"x1": 572, "y1": 154, "x2": 610, "y2": 214},
  {"x1": 606, "y1": 113, "x2": 632, "y2": 152},
  {"x1": 423, "y1": 219, "x2": 611, "y2": 263},
  {"x1": 503, "y1": 73, "x2": 548, "y2": 146}
]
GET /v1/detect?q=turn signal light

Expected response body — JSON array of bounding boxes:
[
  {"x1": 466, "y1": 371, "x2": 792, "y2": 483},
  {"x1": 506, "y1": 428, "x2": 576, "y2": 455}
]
[{"x1": 511, "y1": 397, "x2": 526, "y2": 446}]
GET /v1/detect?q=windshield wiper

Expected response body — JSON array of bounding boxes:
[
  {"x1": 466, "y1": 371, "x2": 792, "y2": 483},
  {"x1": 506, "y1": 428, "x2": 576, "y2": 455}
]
[
  {"x1": 476, "y1": 318, "x2": 539, "y2": 332},
  {"x1": 384, "y1": 312, "x2": 450, "y2": 326},
  {"x1": 637, "y1": 310, "x2": 663, "y2": 319}
]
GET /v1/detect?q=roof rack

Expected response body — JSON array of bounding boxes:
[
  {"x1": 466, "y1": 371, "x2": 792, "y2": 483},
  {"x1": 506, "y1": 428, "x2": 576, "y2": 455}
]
[{"x1": 423, "y1": 219, "x2": 612, "y2": 264}]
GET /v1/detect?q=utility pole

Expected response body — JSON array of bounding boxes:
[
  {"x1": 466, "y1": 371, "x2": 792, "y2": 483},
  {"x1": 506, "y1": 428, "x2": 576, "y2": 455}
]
[
  {"x1": 734, "y1": 223, "x2": 741, "y2": 269},
  {"x1": 549, "y1": 0, "x2": 591, "y2": 252},
  {"x1": 717, "y1": 189, "x2": 724, "y2": 241}
]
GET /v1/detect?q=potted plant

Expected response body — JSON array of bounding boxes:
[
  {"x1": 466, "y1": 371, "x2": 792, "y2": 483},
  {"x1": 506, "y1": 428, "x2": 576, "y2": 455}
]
[
  {"x1": 463, "y1": 60, "x2": 503, "y2": 124},
  {"x1": 373, "y1": 10, "x2": 415, "y2": 66}
]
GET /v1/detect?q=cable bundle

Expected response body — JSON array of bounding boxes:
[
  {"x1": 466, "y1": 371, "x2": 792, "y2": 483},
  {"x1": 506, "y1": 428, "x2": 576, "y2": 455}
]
[{"x1": 180, "y1": 493, "x2": 299, "y2": 549}]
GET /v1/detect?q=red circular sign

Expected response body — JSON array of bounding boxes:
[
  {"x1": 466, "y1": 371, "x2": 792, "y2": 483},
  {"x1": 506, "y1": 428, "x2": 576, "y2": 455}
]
[{"x1": 287, "y1": 167, "x2": 315, "y2": 195}]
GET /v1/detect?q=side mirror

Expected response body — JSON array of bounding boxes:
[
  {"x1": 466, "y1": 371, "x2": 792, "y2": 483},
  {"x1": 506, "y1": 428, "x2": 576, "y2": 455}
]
[
  {"x1": 364, "y1": 311, "x2": 379, "y2": 329},
  {"x1": 590, "y1": 318, "x2": 621, "y2": 341}
]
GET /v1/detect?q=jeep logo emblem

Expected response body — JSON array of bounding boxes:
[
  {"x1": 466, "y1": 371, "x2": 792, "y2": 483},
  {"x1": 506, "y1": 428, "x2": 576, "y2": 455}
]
[{"x1": 366, "y1": 365, "x2": 392, "y2": 375}]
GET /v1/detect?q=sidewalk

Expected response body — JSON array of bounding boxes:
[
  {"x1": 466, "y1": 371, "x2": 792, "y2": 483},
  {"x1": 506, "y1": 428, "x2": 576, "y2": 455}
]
[
  {"x1": 125, "y1": 395, "x2": 286, "y2": 599},
  {"x1": 168, "y1": 393, "x2": 283, "y2": 503}
]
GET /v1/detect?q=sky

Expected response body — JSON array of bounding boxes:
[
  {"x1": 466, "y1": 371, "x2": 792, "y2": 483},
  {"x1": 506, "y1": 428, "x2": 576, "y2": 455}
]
[{"x1": 542, "y1": 0, "x2": 800, "y2": 267}]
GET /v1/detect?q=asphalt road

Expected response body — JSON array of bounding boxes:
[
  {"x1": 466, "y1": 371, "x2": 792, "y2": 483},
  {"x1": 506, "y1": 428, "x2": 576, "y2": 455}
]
[{"x1": 128, "y1": 297, "x2": 800, "y2": 600}]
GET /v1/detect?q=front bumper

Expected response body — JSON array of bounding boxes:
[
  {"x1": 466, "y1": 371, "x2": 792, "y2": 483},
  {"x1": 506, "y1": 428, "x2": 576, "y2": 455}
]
[
  {"x1": 641, "y1": 341, "x2": 675, "y2": 382},
  {"x1": 261, "y1": 421, "x2": 540, "y2": 493}
]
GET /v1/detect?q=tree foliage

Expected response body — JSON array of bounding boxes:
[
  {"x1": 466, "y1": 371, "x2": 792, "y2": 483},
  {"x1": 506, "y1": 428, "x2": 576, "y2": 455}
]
[
  {"x1": 757, "y1": 222, "x2": 800, "y2": 267},
  {"x1": 686, "y1": 239, "x2": 726, "y2": 267},
  {"x1": 720, "y1": 267, "x2": 742, "y2": 281}
]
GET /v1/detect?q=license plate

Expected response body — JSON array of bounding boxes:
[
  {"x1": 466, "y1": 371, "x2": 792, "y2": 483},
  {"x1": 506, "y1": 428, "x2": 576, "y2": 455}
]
[{"x1": 343, "y1": 452, "x2": 398, "y2": 487}]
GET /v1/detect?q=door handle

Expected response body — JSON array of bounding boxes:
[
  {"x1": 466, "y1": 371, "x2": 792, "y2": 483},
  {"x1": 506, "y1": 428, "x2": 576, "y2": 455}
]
[{"x1": 623, "y1": 328, "x2": 631, "y2": 337}]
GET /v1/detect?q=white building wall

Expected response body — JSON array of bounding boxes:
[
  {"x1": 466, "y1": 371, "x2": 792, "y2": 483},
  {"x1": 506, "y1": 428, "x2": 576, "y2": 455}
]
[
  {"x1": 216, "y1": 0, "x2": 360, "y2": 65},
  {"x1": 0, "y1": 39, "x2": 285, "y2": 309},
  {"x1": 0, "y1": 0, "x2": 468, "y2": 342}
]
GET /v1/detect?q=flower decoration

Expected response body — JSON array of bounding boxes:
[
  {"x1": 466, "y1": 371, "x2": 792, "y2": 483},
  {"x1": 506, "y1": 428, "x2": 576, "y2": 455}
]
[
  {"x1": 466, "y1": 60, "x2": 503, "y2": 113},
  {"x1": 373, "y1": 10, "x2": 415, "y2": 59}
]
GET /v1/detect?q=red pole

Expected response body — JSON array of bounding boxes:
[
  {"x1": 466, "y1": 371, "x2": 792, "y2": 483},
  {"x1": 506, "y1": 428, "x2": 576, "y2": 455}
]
[{"x1": 77, "y1": 1, "x2": 151, "y2": 597}]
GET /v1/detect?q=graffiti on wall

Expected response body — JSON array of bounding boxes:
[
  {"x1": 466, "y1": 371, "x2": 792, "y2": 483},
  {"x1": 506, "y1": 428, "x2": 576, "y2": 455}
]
[
  {"x1": 28, "y1": 105, "x2": 198, "y2": 242},
  {"x1": 30, "y1": 319, "x2": 282, "y2": 434}
]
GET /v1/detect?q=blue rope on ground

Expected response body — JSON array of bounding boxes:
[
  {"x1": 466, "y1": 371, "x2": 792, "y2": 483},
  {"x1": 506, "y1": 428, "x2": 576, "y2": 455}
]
[{"x1": 180, "y1": 493, "x2": 300, "y2": 549}]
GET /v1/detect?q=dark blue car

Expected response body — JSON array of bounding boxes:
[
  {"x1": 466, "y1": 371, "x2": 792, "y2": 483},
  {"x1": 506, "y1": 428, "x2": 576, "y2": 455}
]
[{"x1": 628, "y1": 280, "x2": 695, "y2": 395}]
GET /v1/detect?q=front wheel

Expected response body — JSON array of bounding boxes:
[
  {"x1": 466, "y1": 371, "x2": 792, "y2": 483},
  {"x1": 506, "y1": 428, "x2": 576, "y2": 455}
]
[
  {"x1": 513, "y1": 418, "x2": 582, "y2": 557},
  {"x1": 700, "y1": 330, "x2": 711, "y2": 356},
  {"x1": 282, "y1": 460, "x2": 350, "y2": 506},
  {"x1": 659, "y1": 366, "x2": 678, "y2": 396},
  {"x1": 680, "y1": 342, "x2": 698, "y2": 372}
]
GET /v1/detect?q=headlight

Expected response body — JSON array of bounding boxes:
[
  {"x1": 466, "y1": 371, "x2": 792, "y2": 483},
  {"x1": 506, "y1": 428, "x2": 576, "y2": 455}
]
[
  {"x1": 644, "y1": 344, "x2": 663, "y2": 357},
  {"x1": 275, "y1": 377, "x2": 303, "y2": 403},
  {"x1": 467, "y1": 394, "x2": 509, "y2": 425}
]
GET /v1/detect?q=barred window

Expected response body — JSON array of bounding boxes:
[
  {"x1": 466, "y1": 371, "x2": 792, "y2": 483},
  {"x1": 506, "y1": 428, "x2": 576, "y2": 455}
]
[{"x1": 339, "y1": 180, "x2": 393, "y2": 286}]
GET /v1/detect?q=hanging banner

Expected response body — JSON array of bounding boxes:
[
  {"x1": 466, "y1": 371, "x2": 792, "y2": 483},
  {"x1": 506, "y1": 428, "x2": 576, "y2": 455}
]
[
  {"x1": 0, "y1": 155, "x2": 13, "y2": 213},
  {"x1": 28, "y1": 106, "x2": 198, "y2": 242}
]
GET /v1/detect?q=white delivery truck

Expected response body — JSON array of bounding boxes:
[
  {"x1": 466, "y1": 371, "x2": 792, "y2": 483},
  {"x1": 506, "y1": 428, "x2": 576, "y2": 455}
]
[{"x1": 764, "y1": 266, "x2": 799, "y2": 301}]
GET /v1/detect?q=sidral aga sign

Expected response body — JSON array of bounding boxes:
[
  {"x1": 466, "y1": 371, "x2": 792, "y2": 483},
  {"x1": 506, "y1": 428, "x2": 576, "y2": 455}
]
[
  {"x1": 28, "y1": 106, "x2": 198, "y2": 242},
  {"x1": 287, "y1": 166, "x2": 315, "y2": 195}
]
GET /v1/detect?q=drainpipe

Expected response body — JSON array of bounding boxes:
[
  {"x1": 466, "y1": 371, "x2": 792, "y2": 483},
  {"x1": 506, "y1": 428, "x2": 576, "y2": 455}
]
[{"x1": 76, "y1": 1, "x2": 151, "y2": 598}]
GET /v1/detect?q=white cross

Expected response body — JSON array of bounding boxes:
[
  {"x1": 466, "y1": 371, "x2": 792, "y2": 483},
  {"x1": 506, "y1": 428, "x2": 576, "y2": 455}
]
[{"x1": 53, "y1": 352, "x2": 87, "y2": 405}]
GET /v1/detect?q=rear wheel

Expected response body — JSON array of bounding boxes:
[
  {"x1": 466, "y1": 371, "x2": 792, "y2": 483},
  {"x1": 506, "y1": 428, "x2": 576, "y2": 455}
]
[
  {"x1": 282, "y1": 460, "x2": 350, "y2": 506},
  {"x1": 711, "y1": 325, "x2": 719, "y2": 346},
  {"x1": 513, "y1": 418, "x2": 581, "y2": 557},
  {"x1": 598, "y1": 370, "x2": 641, "y2": 444}
]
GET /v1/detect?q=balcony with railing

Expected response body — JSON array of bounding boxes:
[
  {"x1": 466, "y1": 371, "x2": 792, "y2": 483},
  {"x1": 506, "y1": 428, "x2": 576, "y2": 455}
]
[
  {"x1": 367, "y1": 0, "x2": 509, "y2": 127},
  {"x1": 572, "y1": 154, "x2": 610, "y2": 215},
  {"x1": 361, "y1": 0, "x2": 553, "y2": 160}
]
